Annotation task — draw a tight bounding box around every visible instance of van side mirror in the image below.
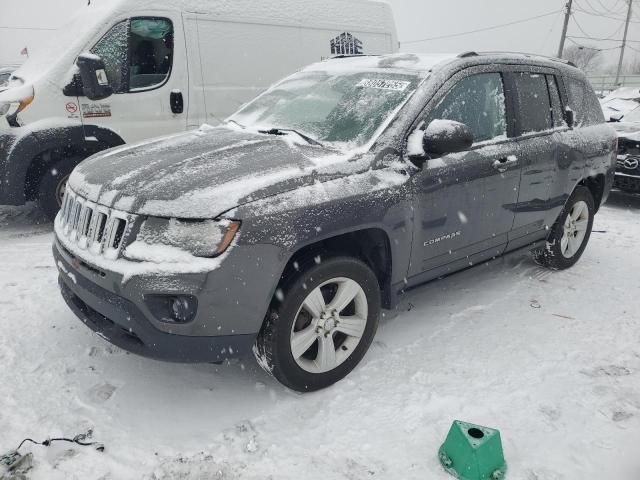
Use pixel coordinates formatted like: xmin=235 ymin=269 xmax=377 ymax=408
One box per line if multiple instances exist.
xmin=77 ymin=53 xmax=113 ymax=101
xmin=564 ymin=107 xmax=575 ymax=128
xmin=423 ymin=120 xmax=474 ymax=156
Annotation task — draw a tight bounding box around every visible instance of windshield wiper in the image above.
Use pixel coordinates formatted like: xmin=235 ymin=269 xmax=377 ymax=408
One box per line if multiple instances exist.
xmin=258 ymin=128 xmax=324 ymax=147
xmin=226 ymin=119 xmax=246 ymax=129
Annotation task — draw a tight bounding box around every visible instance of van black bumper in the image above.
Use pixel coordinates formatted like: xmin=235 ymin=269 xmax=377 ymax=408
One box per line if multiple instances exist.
xmin=58 ymin=270 xmax=255 ymax=364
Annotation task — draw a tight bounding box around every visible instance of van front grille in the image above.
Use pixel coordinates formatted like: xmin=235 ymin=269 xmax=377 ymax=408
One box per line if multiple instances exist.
xmin=57 ymin=188 xmax=134 ymax=259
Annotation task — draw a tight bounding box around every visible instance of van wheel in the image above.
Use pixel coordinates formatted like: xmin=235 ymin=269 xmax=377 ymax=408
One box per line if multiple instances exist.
xmin=254 ymin=257 xmax=380 ymax=392
xmin=534 ymin=186 xmax=595 ymax=270
xmin=38 ymin=155 xmax=84 ymax=221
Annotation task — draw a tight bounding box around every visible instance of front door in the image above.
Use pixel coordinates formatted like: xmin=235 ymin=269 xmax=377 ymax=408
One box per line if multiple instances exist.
xmin=79 ymin=14 xmax=188 ymax=144
xmin=407 ymin=71 xmax=521 ymax=280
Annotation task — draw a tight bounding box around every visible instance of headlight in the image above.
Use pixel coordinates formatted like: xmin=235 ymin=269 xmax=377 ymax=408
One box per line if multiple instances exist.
xmin=124 ymin=217 xmax=240 ymax=261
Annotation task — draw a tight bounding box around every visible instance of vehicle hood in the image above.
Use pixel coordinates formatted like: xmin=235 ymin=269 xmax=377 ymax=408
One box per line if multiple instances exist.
xmin=612 ymin=121 xmax=640 ymax=142
xmin=69 ymin=126 xmax=366 ymax=219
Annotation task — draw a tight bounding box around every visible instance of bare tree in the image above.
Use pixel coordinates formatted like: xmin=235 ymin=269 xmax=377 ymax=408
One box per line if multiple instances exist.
xmin=562 ymin=45 xmax=603 ymax=74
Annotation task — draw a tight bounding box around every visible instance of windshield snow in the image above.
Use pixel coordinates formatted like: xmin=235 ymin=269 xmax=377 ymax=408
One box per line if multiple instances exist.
xmin=229 ymin=70 xmax=421 ymax=149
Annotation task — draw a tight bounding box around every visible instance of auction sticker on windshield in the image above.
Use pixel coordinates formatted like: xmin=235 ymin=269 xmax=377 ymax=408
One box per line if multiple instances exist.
xmin=357 ymin=79 xmax=411 ymax=91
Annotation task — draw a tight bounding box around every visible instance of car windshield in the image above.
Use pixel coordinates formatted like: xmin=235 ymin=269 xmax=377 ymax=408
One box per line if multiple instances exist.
xmin=229 ymin=70 xmax=422 ymax=149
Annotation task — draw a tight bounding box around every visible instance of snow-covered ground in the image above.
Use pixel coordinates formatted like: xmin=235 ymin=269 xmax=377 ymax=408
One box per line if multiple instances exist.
xmin=1 ymin=193 xmax=639 ymax=480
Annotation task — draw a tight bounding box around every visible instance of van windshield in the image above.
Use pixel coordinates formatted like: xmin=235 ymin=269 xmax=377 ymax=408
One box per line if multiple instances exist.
xmin=229 ymin=70 xmax=421 ymax=149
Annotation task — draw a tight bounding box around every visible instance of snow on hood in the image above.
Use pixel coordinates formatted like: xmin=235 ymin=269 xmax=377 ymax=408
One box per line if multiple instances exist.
xmin=613 ymin=122 xmax=640 ymax=142
xmin=68 ymin=126 xmax=369 ymax=219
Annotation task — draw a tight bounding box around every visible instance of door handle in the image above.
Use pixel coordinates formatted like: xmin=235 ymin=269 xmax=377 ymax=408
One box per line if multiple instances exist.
xmin=492 ymin=156 xmax=518 ymax=173
xmin=170 ymin=90 xmax=184 ymax=114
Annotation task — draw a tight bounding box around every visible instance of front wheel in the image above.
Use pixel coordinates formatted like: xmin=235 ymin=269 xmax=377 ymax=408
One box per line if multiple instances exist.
xmin=534 ymin=186 xmax=595 ymax=270
xmin=254 ymin=257 xmax=381 ymax=392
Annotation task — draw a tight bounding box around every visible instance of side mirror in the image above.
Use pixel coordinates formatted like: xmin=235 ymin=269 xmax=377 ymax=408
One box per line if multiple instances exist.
xmin=609 ymin=113 xmax=624 ymax=123
xmin=423 ymin=120 xmax=474 ymax=156
xmin=564 ymin=107 xmax=575 ymax=128
xmin=77 ymin=53 xmax=113 ymax=101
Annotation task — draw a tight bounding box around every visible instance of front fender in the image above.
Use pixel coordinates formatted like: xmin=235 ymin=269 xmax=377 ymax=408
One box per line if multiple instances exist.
xmin=0 ymin=122 xmax=124 ymax=205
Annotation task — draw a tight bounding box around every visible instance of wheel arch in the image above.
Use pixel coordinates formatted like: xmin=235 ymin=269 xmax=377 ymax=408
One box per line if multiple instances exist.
xmin=281 ymin=227 xmax=395 ymax=309
xmin=2 ymin=124 xmax=125 ymax=204
xmin=577 ymin=173 xmax=606 ymax=213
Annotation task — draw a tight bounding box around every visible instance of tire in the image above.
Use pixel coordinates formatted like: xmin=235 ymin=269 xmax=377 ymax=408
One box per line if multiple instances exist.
xmin=254 ymin=256 xmax=381 ymax=392
xmin=534 ymin=186 xmax=595 ymax=270
xmin=37 ymin=155 xmax=84 ymax=221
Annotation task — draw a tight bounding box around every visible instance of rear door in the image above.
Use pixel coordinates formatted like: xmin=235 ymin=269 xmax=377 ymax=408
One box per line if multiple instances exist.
xmin=406 ymin=69 xmax=521 ymax=280
xmin=506 ymin=69 xmax=564 ymax=250
xmin=79 ymin=14 xmax=188 ymax=143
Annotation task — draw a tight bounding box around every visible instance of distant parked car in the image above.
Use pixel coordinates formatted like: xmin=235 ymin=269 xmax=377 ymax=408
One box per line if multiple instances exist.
xmin=54 ymin=52 xmax=617 ymax=392
xmin=0 ymin=67 xmax=16 ymax=89
xmin=601 ymin=87 xmax=640 ymax=121
xmin=610 ymin=105 xmax=640 ymax=193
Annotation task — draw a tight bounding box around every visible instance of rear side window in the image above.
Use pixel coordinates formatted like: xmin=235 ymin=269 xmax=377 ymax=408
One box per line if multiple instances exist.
xmin=424 ymin=72 xmax=507 ymax=144
xmin=566 ymin=77 xmax=605 ymax=127
xmin=513 ymin=72 xmax=552 ymax=134
xmin=546 ymin=75 xmax=566 ymax=128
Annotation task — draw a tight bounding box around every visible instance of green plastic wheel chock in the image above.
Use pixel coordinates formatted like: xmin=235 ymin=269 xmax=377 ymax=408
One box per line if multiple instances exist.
xmin=438 ymin=420 xmax=506 ymax=480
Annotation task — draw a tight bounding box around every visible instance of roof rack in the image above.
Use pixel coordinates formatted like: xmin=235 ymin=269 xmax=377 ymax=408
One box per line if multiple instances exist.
xmin=458 ymin=51 xmax=577 ymax=68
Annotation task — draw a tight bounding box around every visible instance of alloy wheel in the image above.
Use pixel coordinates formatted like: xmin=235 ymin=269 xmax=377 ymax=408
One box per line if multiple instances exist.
xmin=561 ymin=200 xmax=589 ymax=258
xmin=290 ymin=277 xmax=368 ymax=374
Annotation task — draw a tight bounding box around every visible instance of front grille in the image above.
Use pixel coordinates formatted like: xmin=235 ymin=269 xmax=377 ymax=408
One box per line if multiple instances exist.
xmin=58 ymin=188 xmax=134 ymax=259
xmin=616 ymin=154 xmax=640 ymax=174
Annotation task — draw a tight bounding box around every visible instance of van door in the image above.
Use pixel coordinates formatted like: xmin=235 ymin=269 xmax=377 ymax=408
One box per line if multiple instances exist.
xmin=79 ymin=14 xmax=188 ymax=144
xmin=407 ymin=71 xmax=521 ymax=280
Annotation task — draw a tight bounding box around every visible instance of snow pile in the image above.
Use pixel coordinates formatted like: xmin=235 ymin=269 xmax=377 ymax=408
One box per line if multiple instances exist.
xmin=1 ymin=197 xmax=640 ymax=479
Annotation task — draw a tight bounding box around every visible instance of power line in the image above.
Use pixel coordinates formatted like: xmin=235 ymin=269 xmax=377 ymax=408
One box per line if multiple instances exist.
xmin=572 ymin=12 xmax=625 ymax=40
xmin=567 ymin=35 xmax=640 ymax=43
xmin=402 ymin=10 xmax=561 ymax=45
xmin=0 ymin=25 xmax=56 ymax=31
xmin=573 ymin=7 xmax=640 ymax=22
xmin=566 ymin=37 xmax=622 ymax=50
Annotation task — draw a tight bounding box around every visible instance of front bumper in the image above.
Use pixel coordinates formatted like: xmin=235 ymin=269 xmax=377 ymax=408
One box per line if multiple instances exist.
xmin=53 ymin=236 xmax=285 ymax=363
xmin=615 ymin=153 xmax=640 ymax=192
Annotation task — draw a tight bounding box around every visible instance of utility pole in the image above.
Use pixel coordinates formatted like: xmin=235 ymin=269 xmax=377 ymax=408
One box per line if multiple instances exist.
xmin=557 ymin=0 xmax=574 ymax=58
xmin=615 ymin=0 xmax=634 ymax=85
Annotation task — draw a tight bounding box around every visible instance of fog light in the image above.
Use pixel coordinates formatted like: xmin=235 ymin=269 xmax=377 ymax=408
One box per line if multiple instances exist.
xmin=171 ymin=296 xmax=194 ymax=323
xmin=145 ymin=294 xmax=198 ymax=324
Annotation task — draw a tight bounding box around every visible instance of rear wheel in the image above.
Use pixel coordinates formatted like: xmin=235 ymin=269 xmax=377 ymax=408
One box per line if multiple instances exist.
xmin=37 ymin=155 xmax=84 ymax=221
xmin=534 ymin=186 xmax=595 ymax=270
xmin=254 ymin=257 xmax=381 ymax=392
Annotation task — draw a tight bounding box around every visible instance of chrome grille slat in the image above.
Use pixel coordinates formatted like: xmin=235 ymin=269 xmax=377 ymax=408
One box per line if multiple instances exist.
xmin=57 ymin=187 xmax=132 ymax=258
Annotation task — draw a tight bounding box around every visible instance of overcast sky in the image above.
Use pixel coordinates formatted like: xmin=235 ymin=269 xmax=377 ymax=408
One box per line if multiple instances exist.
xmin=1 ymin=0 xmax=638 ymax=67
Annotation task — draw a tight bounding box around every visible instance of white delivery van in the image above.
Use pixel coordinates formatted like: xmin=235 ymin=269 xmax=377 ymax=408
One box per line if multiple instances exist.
xmin=0 ymin=0 xmax=397 ymax=218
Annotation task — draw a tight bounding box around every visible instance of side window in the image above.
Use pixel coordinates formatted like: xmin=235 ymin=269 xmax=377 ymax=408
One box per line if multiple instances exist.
xmin=91 ymin=20 xmax=128 ymax=93
xmin=546 ymin=75 xmax=565 ymax=128
xmin=129 ymin=18 xmax=173 ymax=91
xmin=513 ymin=72 xmax=552 ymax=134
xmin=91 ymin=17 xmax=173 ymax=93
xmin=566 ymin=77 xmax=605 ymax=127
xmin=424 ymin=73 xmax=507 ymax=144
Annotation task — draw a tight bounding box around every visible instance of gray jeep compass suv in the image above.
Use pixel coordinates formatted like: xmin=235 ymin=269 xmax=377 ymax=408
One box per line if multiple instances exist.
xmin=53 ymin=53 xmax=617 ymax=392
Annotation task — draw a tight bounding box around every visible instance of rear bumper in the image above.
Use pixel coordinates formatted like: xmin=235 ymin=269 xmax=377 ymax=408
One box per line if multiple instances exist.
xmin=54 ymin=242 xmax=257 ymax=363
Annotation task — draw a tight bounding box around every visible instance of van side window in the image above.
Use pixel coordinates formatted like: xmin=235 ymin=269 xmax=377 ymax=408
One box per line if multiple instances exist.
xmin=513 ymin=72 xmax=552 ymax=134
xmin=91 ymin=17 xmax=173 ymax=93
xmin=424 ymin=73 xmax=507 ymax=144
xmin=546 ymin=75 xmax=565 ymax=128
xmin=91 ymin=20 xmax=128 ymax=93
xmin=566 ymin=77 xmax=605 ymax=127
xmin=129 ymin=18 xmax=173 ymax=91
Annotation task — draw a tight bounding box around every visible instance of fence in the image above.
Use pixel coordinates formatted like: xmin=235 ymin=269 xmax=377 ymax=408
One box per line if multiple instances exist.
xmin=587 ymin=75 xmax=640 ymax=96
